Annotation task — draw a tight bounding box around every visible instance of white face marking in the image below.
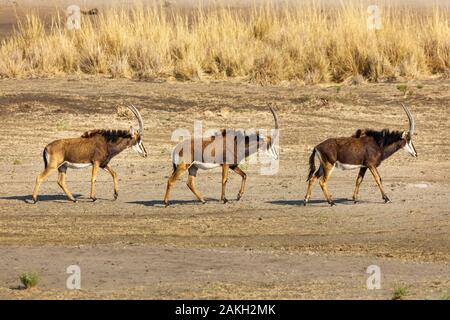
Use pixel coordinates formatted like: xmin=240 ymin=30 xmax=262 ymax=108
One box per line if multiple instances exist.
xmin=335 ymin=161 xmax=364 ymax=170
xmin=62 ymin=162 xmax=92 ymax=169
xmin=191 ymin=161 xmax=221 ymax=170
xmin=403 ymin=140 xmax=417 ymax=157
xmin=132 ymin=139 xmax=147 ymax=157
xmin=268 ymin=144 xmax=278 ymax=160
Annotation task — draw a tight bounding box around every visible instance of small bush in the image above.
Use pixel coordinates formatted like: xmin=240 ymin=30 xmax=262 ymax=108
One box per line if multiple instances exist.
xmin=392 ymin=285 xmax=409 ymax=300
xmin=397 ymin=84 xmax=409 ymax=96
xmin=116 ymin=106 xmax=134 ymax=120
xmin=19 ymin=272 xmax=39 ymax=289
xmin=56 ymin=120 xmax=69 ymax=131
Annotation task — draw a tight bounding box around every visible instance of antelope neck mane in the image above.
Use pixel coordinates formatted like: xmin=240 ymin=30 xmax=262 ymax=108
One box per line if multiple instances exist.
xmin=358 ymin=129 xmax=404 ymax=147
xmin=213 ymin=129 xmax=262 ymax=141
xmin=81 ymin=130 xmax=132 ymax=142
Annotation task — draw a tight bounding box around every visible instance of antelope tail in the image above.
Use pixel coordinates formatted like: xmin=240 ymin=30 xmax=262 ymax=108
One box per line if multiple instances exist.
xmin=43 ymin=148 xmax=48 ymax=170
xmin=306 ymin=149 xmax=317 ymax=181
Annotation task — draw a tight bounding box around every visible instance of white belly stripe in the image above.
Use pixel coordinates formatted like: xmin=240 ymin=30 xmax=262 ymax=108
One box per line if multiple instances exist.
xmin=192 ymin=161 xmax=221 ymax=170
xmin=335 ymin=161 xmax=364 ymax=170
xmin=62 ymin=162 xmax=92 ymax=169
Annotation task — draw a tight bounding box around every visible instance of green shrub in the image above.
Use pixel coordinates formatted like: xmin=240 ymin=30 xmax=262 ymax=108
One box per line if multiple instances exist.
xmin=19 ymin=272 xmax=39 ymax=289
xmin=392 ymin=285 xmax=409 ymax=300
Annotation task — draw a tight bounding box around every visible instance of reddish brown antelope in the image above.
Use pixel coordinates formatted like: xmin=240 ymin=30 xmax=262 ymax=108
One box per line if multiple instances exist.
xmin=304 ymin=104 xmax=417 ymax=206
xmin=163 ymin=106 xmax=279 ymax=206
xmin=31 ymin=105 xmax=147 ymax=203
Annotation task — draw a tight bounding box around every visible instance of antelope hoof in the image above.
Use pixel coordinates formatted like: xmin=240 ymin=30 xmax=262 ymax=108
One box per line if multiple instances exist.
xmin=222 ymin=198 xmax=229 ymax=204
xmin=330 ymin=201 xmax=336 ymax=207
xmin=201 ymin=200 xmax=207 ymax=205
xmin=164 ymin=201 xmax=170 ymax=207
xmin=237 ymin=194 xmax=242 ymax=201
xmin=91 ymin=197 xmax=97 ymax=202
xmin=383 ymin=196 xmax=391 ymax=204
xmin=31 ymin=197 xmax=38 ymax=204
xmin=70 ymin=198 xmax=78 ymax=203
xmin=113 ymin=192 xmax=118 ymax=200
xmin=303 ymin=199 xmax=308 ymax=206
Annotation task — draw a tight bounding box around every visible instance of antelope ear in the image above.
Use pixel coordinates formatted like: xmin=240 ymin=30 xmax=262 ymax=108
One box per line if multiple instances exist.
xmin=401 ymin=131 xmax=407 ymax=139
xmin=130 ymin=126 xmax=135 ymax=136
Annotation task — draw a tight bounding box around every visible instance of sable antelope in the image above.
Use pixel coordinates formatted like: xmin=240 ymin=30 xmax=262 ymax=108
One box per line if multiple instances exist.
xmin=304 ymin=104 xmax=417 ymax=206
xmin=31 ymin=105 xmax=147 ymax=203
xmin=81 ymin=8 xmax=99 ymax=15
xmin=163 ymin=106 xmax=279 ymax=206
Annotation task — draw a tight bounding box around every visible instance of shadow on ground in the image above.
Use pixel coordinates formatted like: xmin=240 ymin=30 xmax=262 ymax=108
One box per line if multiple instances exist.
xmin=267 ymin=198 xmax=372 ymax=207
xmin=0 ymin=194 xmax=97 ymax=203
xmin=127 ymin=198 xmax=222 ymax=207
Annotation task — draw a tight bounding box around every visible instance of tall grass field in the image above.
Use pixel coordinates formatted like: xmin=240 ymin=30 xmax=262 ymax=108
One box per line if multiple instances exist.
xmin=1 ymin=2 xmax=450 ymax=84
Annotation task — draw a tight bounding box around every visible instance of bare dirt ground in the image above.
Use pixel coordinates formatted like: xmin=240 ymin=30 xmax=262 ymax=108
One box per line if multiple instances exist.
xmin=0 ymin=77 xmax=449 ymax=299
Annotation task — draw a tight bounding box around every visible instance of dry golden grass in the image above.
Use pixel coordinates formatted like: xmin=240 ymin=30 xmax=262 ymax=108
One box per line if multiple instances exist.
xmin=1 ymin=2 xmax=450 ymax=84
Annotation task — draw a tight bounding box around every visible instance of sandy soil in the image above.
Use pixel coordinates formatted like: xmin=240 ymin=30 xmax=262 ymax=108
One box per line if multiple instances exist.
xmin=0 ymin=77 xmax=449 ymax=299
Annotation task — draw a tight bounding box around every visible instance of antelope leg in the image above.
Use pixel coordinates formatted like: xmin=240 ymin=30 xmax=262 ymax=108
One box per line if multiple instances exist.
xmin=368 ymin=166 xmax=391 ymax=203
xmin=57 ymin=167 xmax=76 ymax=202
xmin=90 ymin=162 xmax=100 ymax=202
xmin=104 ymin=165 xmax=119 ymax=200
xmin=220 ymin=164 xmax=230 ymax=203
xmin=304 ymin=164 xmax=323 ymax=206
xmin=186 ymin=174 xmax=206 ymax=204
xmin=32 ymin=165 xmax=57 ymax=203
xmin=163 ymin=163 xmax=187 ymax=206
xmin=231 ymin=166 xmax=247 ymax=201
xmin=318 ymin=163 xmax=335 ymax=206
xmin=352 ymin=167 xmax=367 ymax=203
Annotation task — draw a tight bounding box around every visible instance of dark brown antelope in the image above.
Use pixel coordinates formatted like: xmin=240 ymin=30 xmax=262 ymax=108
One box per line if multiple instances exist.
xmin=163 ymin=106 xmax=279 ymax=206
xmin=81 ymin=8 xmax=99 ymax=15
xmin=31 ymin=105 xmax=147 ymax=203
xmin=304 ymin=104 xmax=417 ymax=206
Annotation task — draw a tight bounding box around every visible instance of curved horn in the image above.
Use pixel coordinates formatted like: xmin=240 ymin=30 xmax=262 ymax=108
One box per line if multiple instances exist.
xmin=128 ymin=104 xmax=144 ymax=135
xmin=268 ymin=104 xmax=279 ymax=151
xmin=401 ymin=103 xmax=415 ymax=136
xmin=269 ymin=104 xmax=279 ymax=130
